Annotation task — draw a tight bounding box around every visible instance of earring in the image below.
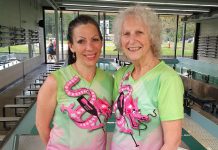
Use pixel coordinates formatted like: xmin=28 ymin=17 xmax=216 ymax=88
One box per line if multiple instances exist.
xmin=72 ymin=52 xmax=76 ymax=59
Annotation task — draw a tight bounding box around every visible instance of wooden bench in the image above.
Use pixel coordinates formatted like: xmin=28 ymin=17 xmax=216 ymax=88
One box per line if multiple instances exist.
xmin=30 ymin=83 xmax=43 ymax=88
xmin=53 ymin=64 xmax=62 ymax=67
xmin=40 ymin=72 xmax=50 ymax=75
xmin=0 ymin=135 xmax=5 ymax=142
xmin=24 ymin=88 xmax=40 ymax=95
xmin=48 ymin=69 xmax=56 ymax=72
xmin=41 ymin=75 xmax=48 ymax=78
xmin=35 ymin=78 xmax=45 ymax=82
xmin=51 ymin=66 xmax=61 ymax=69
xmin=33 ymin=82 xmax=43 ymax=86
xmin=55 ymin=62 xmax=65 ymax=65
xmin=0 ymin=117 xmax=20 ymax=129
xmin=26 ymin=88 xmax=39 ymax=92
xmin=15 ymin=95 xmax=37 ymax=104
xmin=3 ymin=104 xmax=31 ymax=117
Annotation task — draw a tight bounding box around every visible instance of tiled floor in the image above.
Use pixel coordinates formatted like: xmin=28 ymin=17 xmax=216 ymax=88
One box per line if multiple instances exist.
xmin=183 ymin=114 xmax=218 ymax=150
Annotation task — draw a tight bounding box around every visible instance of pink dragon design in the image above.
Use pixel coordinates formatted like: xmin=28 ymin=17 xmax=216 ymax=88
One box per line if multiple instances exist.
xmin=113 ymin=72 xmax=156 ymax=147
xmin=61 ymin=75 xmax=111 ymax=131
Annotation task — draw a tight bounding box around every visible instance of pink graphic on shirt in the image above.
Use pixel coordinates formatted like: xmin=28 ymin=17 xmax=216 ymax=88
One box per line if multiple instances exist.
xmin=61 ymin=75 xmax=111 ymax=131
xmin=113 ymin=72 xmax=150 ymax=134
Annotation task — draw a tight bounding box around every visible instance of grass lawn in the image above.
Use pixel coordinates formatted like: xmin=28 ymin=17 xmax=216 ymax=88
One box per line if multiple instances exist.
xmin=105 ymin=41 xmax=194 ymax=57
xmin=0 ymin=41 xmax=193 ymax=57
xmin=0 ymin=45 xmax=28 ymax=53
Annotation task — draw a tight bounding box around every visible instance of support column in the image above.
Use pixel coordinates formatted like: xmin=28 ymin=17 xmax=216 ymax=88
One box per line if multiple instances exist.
xmin=182 ymin=20 xmax=187 ymax=57
xmin=174 ymin=15 xmax=179 ymax=58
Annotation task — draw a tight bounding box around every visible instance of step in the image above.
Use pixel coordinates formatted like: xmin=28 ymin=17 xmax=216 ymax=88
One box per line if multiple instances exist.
xmin=3 ymin=104 xmax=31 ymax=117
xmin=0 ymin=117 xmax=20 ymax=122
xmin=15 ymin=95 xmax=37 ymax=99
xmin=4 ymin=104 xmax=31 ymax=108
xmin=0 ymin=135 xmax=5 ymax=141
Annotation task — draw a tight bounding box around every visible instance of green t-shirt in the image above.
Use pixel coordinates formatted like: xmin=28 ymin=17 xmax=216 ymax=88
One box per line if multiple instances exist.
xmin=111 ymin=61 xmax=184 ymax=150
xmin=47 ymin=65 xmax=113 ymax=150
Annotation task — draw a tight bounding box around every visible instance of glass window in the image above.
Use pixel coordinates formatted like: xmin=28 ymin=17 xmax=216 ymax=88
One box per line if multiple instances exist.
xmin=176 ymin=16 xmax=194 ymax=57
xmin=10 ymin=44 xmax=29 ymax=60
xmin=62 ymin=11 xmax=78 ymax=60
xmin=44 ymin=10 xmax=57 ymax=63
xmin=160 ymin=15 xmax=177 ymax=58
xmin=184 ymin=22 xmax=195 ymax=57
xmin=0 ymin=46 xmax=9 ymax=54
xmin=104 ymin=13 xmax=117 ymax=58
xmin=160 ymin=15 xmax=195 ymax=58
xmin=32 ymin=43 xmax=40 ymax=57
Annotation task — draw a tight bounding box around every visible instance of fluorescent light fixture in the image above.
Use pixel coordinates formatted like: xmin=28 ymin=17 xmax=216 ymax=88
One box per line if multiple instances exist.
xmin=65 ymin=8 xmax=118 ymax=13
xmin=96 ymin=0 xmax=218 ymax=7
xmin=65 ymin=8 xmax=192 ymax=15
xmin=62 ymin=3 xmax=122 ymax=9
xmin=153 ymin=8 xmax=209 ymax=13
xmin=63 ymin=3 xmax=209 ymax=13
xmin=158 ymin=12 xmax=192 ymax=15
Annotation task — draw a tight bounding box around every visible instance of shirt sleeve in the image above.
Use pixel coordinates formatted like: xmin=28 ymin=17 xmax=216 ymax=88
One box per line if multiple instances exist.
xmin=158 ymin=74 xmax=184 ymax=121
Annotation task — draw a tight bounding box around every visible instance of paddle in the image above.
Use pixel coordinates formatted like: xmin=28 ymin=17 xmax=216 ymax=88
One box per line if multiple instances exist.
xmin=117 ymin=92 xmax=139 ymax=147
xmin=77 ymin=95 xmax=105 ymax=132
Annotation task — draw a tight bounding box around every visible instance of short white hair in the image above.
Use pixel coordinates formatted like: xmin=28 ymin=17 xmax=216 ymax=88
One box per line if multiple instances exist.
xmin=112 ymin=5 xmax=162 ymax=58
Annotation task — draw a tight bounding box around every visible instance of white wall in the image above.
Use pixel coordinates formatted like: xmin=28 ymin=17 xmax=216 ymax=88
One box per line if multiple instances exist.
xmin=0 ymin=56 xmax=43 ymax=90
xmin=0 ymin=0 xmax=42 ymax=29
xmin=0 ymin=63 xmax=23 ymax=90
xmin=0 ymin=0 xmax=45 ymax=90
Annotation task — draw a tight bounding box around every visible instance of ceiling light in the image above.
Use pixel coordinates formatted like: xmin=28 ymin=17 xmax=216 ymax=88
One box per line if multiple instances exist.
xmin=96 ymin=0 xmax=218 ymax=7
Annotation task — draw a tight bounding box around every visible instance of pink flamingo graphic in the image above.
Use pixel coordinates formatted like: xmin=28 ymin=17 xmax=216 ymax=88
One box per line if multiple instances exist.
xmin=61 ymin=76 xmax=111 ymax=132
xmin=113 ymin=72 xmax=156 ymax=147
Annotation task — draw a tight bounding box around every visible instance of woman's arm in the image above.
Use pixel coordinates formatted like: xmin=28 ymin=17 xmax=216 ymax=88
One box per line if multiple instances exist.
xmin=161 ymin=119 xmax=182 ymax=150
xmin=36 ymin=75 xmax=57 ymax=145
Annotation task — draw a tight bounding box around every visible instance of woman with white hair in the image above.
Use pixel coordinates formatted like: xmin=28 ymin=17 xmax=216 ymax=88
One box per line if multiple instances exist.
xmin=111 ymin=6 xmax=184 ymax=150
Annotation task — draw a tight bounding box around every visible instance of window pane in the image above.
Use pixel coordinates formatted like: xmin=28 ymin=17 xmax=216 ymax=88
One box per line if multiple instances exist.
xmin=176 ymin=16 xmax=194 ymax=58
xmin=0 ymin=46 xmax=9 ymax=54
xmin=160 ymin=15 xmax=177 ymax=58
xmin=10 ymin=44 xmax=29 ymax=60
xmin=184 ymin=22 xmax=195 ymax=57
xmin=62 ymin=11 xmax=78 ymax=60
xmin=33 ymin=43 xmax=40 ymax=57
xmin=105 ymin=13 xmax=117 ymax=58
xmin=45 ymin=10 xmax=56 ymax=63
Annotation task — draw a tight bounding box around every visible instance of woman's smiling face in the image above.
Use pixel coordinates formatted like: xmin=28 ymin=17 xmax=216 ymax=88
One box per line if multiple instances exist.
xmin=69 ymin=23 xmax=102 ymax=67
xmin=120 ymin=15 xmax=154 ymax=63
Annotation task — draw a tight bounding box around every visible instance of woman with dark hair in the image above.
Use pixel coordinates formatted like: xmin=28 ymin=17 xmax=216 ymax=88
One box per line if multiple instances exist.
xmin=36 ymin=15 xmax=113 ymax=150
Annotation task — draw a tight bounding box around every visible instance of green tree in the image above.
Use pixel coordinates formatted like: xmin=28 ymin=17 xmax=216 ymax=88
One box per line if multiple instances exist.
xmin=45 ymin=11 xmax=55 ymax=39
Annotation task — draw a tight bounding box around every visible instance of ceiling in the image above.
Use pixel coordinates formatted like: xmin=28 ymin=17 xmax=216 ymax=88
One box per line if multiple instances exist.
xmin=43 ymin=0 xmax=218 ymax=16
